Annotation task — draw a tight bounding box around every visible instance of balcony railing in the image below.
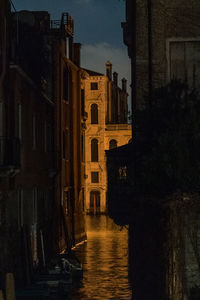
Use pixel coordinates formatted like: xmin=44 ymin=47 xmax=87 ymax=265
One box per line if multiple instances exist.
xmin=106 ymin=124 xmax=132 ymax=131
xmin=0 ymin=137 xmax=20 ymax=176
xmin=50 ymin=13 xmax=74 ymax=36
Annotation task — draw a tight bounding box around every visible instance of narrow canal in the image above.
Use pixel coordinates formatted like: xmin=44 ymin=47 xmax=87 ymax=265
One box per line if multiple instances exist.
xmin=71 ymin=215 xmax=132 ymax=300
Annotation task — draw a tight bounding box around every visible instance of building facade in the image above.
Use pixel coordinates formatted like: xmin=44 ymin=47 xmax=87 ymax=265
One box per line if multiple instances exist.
xmin=0 ymin=7 xmax=55 ymax=285
xmin=122 ymin=0 xmax=200 ymax=110
xmin=51 ymin=13 xmax=86 ymax=248
xmin=81 ymin=63 xmax=131 ymax=214
xmin=0 ymin=7 xmax=86 ymax=288
xmin=118 ymin=1 xmax=200 ymax=299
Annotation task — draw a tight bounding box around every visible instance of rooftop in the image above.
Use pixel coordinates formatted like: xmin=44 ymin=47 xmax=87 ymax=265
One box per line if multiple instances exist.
xmin=83 ymin=68 xmax=104 ymax=76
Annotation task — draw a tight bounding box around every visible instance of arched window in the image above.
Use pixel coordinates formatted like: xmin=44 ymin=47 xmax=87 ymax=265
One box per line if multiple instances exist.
xmin=91 ymin=104 xmax=98 ymax=124
xmin=109 ymin=139 xmax=117 ymax=149
xmin=91 ymin=138 xmax=98 ymax=162
xmin=90 ymin=191 xmax=100 ymax=214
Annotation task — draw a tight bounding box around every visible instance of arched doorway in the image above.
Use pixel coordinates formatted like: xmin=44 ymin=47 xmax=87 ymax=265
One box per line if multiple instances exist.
xmin=90 ymin=191 xmax=100 ymax=214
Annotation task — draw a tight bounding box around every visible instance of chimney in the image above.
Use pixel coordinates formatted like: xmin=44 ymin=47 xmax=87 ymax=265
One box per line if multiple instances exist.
xmin=106 ymin=61 xmax=112 ymax=80
xmin=73 ymin=43 xmax=81 ymax=67
xmin=122 ymin=78 xmax=127 ymax=92
xmin=113 ymin=72 xmax=118 ymax=86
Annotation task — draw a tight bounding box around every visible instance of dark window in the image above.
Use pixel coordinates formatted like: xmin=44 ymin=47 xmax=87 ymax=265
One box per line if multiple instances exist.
xmin=109 ymin=139 xmax=117 ymax=149
xmin=90 ymin=191 xmax=100 ymax=213
xmin=91 ymin=82 xmax=98 ymax=90
xmin=91 ymin=172 xmax=99 ymax=183
xmin=170 ymin=41 xmax=200 ymax=90
xmin=91 ymin=103 xmax=98 ymax=124
xmin=91 ymin=138 xmax=98 ymax=162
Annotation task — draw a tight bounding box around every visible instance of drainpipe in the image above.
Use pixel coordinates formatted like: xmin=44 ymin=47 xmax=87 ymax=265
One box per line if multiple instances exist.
xmin=147 ymin=0 xmax=153 ymax=108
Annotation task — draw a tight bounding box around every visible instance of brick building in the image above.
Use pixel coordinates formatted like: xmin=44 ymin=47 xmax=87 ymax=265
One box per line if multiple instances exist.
xmin=0 ymin=6 xmax=86 ymax=287
xmin=50 ymin=13 xmax=86 ymax=248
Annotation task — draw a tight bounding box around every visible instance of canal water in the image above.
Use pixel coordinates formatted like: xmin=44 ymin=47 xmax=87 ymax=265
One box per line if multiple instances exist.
xmin=71 ymin=215 xmax=132 ymax=300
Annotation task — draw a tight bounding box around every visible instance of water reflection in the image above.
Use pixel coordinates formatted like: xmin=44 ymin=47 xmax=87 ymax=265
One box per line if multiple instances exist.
xmin=72 ymin=215 xmax=132 ymax=300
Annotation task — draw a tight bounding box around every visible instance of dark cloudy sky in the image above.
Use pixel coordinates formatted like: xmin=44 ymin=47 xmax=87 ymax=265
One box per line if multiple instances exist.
xmin=12 ymin=0 xmax=131 ymax=107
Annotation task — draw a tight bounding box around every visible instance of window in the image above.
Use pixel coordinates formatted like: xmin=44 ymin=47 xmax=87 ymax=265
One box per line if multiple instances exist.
xmin=91 ymin=103 xmax=98 ymax=124
xmin=91 ymin=82 xmax=98 ymax=90
xmin=90 ymin=191 xmax=100 ymax=214
xmin=169 ymin=40 xmax=200 ymax=90
xmin=91 ymin=172 xmax=99 ymax=183
xmin=109 ymin=139 xmax=117 ymax=149
xmin=91 ymin=138 xmax=98 ymax=162
xmin=118 ymin=166 xmax=127 ymax=180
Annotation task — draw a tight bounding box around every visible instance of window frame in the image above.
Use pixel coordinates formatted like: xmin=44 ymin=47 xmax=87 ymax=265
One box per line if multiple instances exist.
xmin=109 ymin=139 xmax=118 ymax=150
xmin=90 ymin=82 xmax=98 ymax=90
xmin=166 ymin=37 xmax=200 ymax=84
xmin=91 ymin=138 xmax=98 ymax=162
xmin=91 ymin=103 xmax=98 ymax=124
xmin=91 ymin=171 xmax=99 ymax=183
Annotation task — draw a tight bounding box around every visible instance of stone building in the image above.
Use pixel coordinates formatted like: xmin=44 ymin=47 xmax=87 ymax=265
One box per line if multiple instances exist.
xmin=81 ymin=63 xmax=132 ymax=214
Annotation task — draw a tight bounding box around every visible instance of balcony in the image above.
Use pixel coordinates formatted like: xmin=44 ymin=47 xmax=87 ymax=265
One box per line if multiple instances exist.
xmin=0 ymin=137 xmax=20 ymax=177
xmin=106 ymin=124 xmax=132 ymax=131
xmin=51 ymin=13 xmax=74 ymax=37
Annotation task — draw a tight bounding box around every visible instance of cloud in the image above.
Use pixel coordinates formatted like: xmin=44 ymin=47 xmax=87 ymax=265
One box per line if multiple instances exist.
xmin=81 ymin=42 xmax=131 ymax=108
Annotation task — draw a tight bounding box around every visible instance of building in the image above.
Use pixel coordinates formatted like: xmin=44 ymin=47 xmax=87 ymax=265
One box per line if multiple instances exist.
xmin=107 ymin=1 xmax=200 ymax=299
xmin=81 ymin=62 xmax=132 ymax=214
xmin=0 ymin=7 xmax=86 ymax=287
xmin=0 ymin=7 xmax=55 ymax=285
xmin=50 ymin=12 xmax=86 ymax=248
xmin=122 ymin=0 xmax=200 ymax=110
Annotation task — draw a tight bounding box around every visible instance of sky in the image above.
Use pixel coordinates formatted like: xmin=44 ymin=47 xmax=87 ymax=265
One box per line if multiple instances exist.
xmin=12 ymin=0 xmax=131 ymax=108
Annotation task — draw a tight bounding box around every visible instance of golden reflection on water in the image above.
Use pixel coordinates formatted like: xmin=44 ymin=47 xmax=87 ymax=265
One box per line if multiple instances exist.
xmin=72 ymin=215 xmax=132 ymax=300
